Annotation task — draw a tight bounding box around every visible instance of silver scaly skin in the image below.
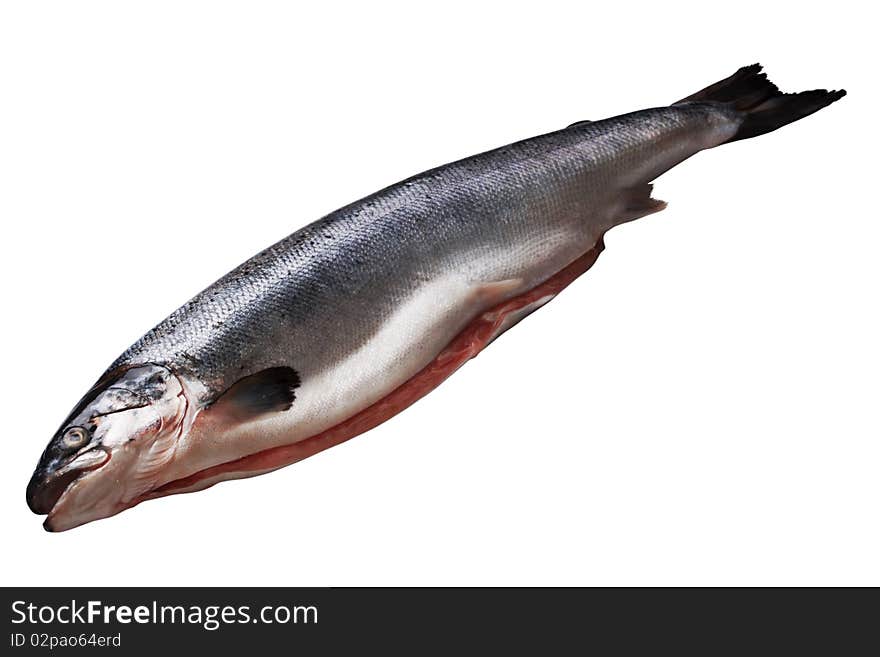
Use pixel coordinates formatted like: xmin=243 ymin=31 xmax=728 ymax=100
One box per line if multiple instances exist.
xmin=27 ymin=64 xmax=844 ymax=531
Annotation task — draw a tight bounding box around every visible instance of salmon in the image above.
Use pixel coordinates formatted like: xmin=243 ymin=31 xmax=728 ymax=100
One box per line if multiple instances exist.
xmin=27 ymin=64 xmax=845 ymax=531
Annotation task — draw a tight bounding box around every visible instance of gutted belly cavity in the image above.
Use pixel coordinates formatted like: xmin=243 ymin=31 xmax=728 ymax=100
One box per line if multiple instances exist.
xmin=149 ymin=238 xmax=606 ymax=499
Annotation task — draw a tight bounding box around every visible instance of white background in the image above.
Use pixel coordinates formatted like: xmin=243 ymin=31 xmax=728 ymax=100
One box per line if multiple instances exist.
xmin=1 ymin=1 xmax=876 ymax=586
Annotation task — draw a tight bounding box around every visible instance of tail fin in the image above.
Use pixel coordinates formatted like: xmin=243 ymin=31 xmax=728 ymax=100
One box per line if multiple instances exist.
xmin=676 ymin=64 xmax=846 ymax=143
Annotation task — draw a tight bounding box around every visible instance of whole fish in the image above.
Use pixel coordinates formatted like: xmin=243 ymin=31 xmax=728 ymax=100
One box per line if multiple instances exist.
xmin=27 ymin=64 xmax=844 ymax=531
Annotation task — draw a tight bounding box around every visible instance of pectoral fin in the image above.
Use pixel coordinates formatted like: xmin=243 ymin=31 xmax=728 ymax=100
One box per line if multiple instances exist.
xmin=207 ymin=367 xmax=301 ymax=424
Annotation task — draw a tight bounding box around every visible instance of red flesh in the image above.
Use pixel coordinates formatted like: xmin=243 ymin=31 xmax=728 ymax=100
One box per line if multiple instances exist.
xmin=153 ymin=239 xmax=605 ymax=496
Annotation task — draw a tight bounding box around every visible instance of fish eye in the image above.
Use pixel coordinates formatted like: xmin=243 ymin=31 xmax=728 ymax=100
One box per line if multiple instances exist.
xmin=62 ymin=426 xmax=89 ymax=449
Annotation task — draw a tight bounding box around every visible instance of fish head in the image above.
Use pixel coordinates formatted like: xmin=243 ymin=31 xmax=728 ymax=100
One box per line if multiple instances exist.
xmin=27 ymin=364 xmax=190 ymax=531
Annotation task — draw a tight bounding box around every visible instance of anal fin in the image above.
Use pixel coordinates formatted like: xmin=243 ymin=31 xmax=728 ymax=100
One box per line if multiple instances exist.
xmin=615 ymin=183 xmax=667 ymax=225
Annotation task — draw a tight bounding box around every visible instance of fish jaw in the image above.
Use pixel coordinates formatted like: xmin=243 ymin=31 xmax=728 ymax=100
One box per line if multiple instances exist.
xmin=43 ymin=453 xmax=123 ymax=532
xmin=27 ymin=447 xmax=111 ymax=518
xmin=42 ymin=428 xmax=180 ymax=531
xmin=143 ymin=239 xmax=606 ymax=502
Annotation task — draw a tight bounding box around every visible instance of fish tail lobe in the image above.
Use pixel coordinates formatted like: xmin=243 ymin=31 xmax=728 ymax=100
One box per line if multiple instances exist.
xmin=676 ymin=63 xmax=846 ymax=143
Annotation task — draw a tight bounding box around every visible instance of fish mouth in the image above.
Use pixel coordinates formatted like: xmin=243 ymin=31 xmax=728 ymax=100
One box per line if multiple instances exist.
xmin=26 ymin=448 xmax=111 ymax=519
